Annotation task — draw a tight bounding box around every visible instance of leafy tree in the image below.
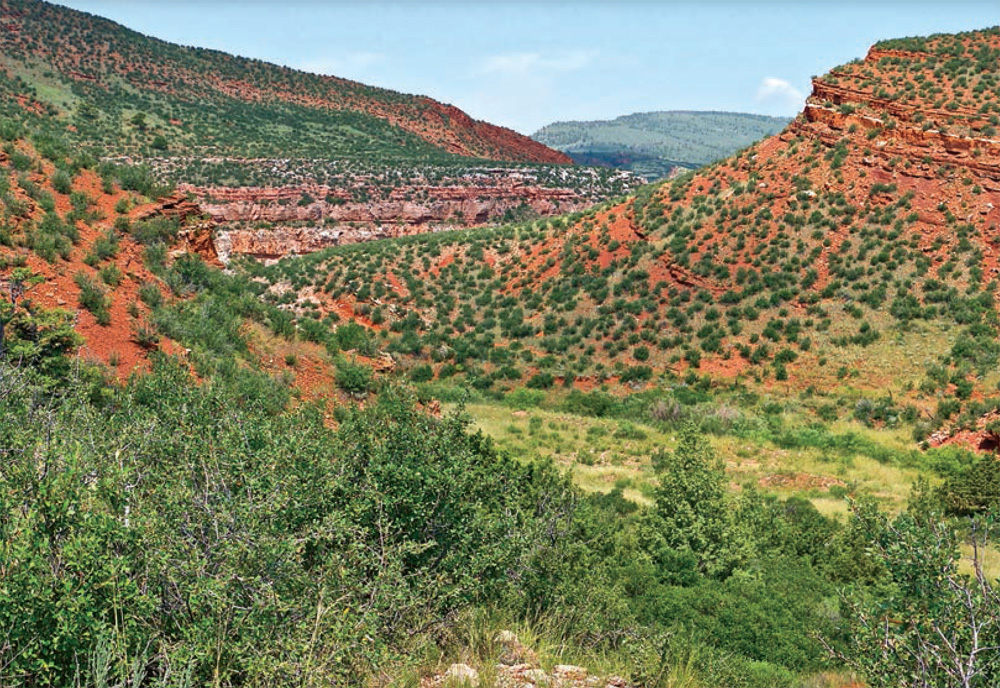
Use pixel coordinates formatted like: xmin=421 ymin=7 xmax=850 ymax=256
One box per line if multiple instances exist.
xmin=834 ymin=502 xmax=1000 ymax=687
xmin=0 ymin=268 xmax=44 ymax=359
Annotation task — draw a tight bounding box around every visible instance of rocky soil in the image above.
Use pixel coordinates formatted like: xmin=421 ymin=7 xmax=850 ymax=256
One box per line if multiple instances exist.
xmin=422 ymin=631 xmax=634 ymax=688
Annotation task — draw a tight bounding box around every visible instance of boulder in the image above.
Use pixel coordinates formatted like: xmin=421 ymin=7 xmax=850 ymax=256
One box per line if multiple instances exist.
xmin=444 ymin=663 xmax=479 ymax=686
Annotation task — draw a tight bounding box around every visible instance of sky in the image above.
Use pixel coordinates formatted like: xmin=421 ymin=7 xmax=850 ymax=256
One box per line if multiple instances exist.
xmin=54 ymin=1 xmax=1000 ymax=135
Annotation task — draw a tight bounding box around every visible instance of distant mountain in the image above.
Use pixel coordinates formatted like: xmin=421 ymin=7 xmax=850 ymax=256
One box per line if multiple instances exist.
xmin=0 ymin=0 xmax=570 ymax=165
xmin=532 ymin=111 xmax=790 ymax=179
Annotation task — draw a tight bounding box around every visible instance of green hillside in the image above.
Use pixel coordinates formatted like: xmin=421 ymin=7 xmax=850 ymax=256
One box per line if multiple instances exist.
xmin=532 ymin=111 xmax=790 ymax=180
xmin=0 ymin=0 xmax=569 ymax=170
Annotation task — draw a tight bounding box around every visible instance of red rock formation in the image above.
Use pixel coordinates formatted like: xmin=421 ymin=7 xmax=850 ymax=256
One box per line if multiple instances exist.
xmin=798 ymin=108 xmax=1000 ymax=184
xmin=174 ymin=224 xmax=221 ymax=266
xmin=194 ymin=184 xmax=583 ymax=225
xmin=179 ymin=176 xmax=608 ymax=262
xmin=132 ymin=192 xmax=204 ymax=223
xmin=865 ymin=47 xmax=931 ymax=62
xmin=928 ymin=410 xmax=1000 ymax=454
xmin=132 ymin=193 xmax=221 ymax=265
xmin=214 ymin=223 xmax=435 ymax=262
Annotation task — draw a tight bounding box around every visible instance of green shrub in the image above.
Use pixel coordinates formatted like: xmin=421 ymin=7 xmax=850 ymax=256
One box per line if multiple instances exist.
xmin=89 ymin=229 xmax=120 ymax=263
xmin=504 ymin=387 xmax=545 ymax=409
xmin=138 ymin=282 xmax=163 ymax=309
xmin=51 ymin=169 xmax=73 ymax=195
xmin=73 ymin=272 xmax=111 ymax=325
xmin=526 ymin=372 xmax=555 ymax=389
xmin=409 ymin=364 xmax=433 ymax=382
xmin=620 ymin=365 xmax=653 ymax=383
xmin=131 ymin=216 xmax=179 ymax=245
xmin=336 ymin=359 xmax=374 ymax=394
xmin=98 ymin=263 xmax=123 ymax=287
xmin=562 ymin=389 xmax=620 ymax=417
xmin=132 ymin=320 xmax=160 ymax=349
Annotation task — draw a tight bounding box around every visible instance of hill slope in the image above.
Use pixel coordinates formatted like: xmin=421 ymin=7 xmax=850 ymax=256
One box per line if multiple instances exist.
xmin=0 ymin=0 xmax=650 ymax=262
xmin=0 ymin=0 xmax=569 ymax=165
xmin=532 ymin=111 xmax=790 ymax=180
xmin=260 ymin=27 xmax=1000 ymax=444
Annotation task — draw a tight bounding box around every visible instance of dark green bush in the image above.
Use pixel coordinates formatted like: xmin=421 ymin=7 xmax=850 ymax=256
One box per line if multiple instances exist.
xmin=526 ymin=372 xmax=555 ymax=389
xmin=336 ymin=359 xmax=374 ymax=394
xmin=73 ymin=272 xmax=111 ymax=325
xmin=409 ymin=364 xmax=433 ymax=382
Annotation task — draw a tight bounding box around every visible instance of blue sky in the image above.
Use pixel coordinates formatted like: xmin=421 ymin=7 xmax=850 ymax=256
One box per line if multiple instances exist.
xmin=56 ymin=1 xmax=999 ymax=134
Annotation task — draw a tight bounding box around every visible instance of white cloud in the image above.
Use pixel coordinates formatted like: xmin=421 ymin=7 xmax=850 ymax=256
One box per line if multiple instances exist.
xmin=477 ymin=49 xmax=597 ymax=76
xmin=460 ymin=49 xmax=600 ymax=132
xmin=299 ymin=51 xmax=386 ymax=77
xmin=755 ymin=76 xmax=804 ymax=112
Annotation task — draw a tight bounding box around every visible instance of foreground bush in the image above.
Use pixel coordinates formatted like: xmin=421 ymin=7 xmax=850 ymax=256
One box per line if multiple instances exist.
xmin=0 ymin=360 xmax=573 ymax=685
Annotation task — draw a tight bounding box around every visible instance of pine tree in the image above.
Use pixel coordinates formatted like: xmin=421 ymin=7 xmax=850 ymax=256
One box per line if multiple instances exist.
xmin=643 ymin=423 xmax=743 ymax=579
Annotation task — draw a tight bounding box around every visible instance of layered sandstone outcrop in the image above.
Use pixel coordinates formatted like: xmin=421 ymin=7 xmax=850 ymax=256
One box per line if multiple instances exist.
xmin=191 ymin=183 xmax=584 ymax=225
xmin=128 ymin=164 xmax=641 ymax=263
xmin=130 ymin=193 xmax=222 ymax=265
xmin=132 ymin=193 xmax=203 ymax=222
xmin=177 ymin=168 xmax=634 ymax=261
xmin=801 ymin=42 xmax=1000 ymax=184
xmin=214 ymin=223 xmax=441 ymax=262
